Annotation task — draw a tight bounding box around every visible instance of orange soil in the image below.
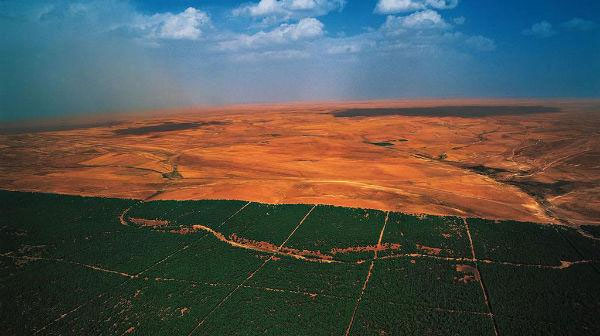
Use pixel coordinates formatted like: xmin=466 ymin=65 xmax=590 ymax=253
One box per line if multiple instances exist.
xmin=330 ymin=243 xmax=402 ymax=255
xmin=128 ymin=218 xmax=169 ymax=227
xmin=455 ymin=264 xmax=480 ymax=284
xmin=1 ymin=99 xmax=599 ymax=225
xmin=415 ymin=244 xmax=443 ymax=255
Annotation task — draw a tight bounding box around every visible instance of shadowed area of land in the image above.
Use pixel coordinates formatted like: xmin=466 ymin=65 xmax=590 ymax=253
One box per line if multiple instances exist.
xmin=114 ymin=121 xmax=230 ymax=135
xmin=333 ymin=105 xmax=561 ymax=118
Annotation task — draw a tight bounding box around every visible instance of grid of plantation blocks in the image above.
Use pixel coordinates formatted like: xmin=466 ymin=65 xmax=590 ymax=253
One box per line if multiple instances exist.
xmin=1 ymin=190 xmax=599 ymax=336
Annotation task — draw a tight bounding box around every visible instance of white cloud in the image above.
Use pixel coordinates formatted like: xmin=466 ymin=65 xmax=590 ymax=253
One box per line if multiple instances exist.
xmin=368 ymin=9 xmax=496 ymax=57
xmin=374 ymin=0 xmax=457 ymax=14
xmin=382 ymin=9 xmax=450 ymax=33
xmin=425 ymin=0 xmax=458 ymax=10
xmin=240 ymin=0 xmax=283 ymax=16
xmin=233 ymin=0 xmax=345 ymax=22
xmin=375 ymin=0 xmax=424 ymax=13
xmin=219 ymin=17 xmax=324 ymax=50
xmin=232 ymin=49 xmax=310 ymax=62
xmin=31 ymin=3 xmax=211 ymax=42
xmin=561 ymin=18 xmax=597 ymax=31
xmin=402 ymin=10 xmax=449 ymax=29
xmin=134 ymin=7 xmax=211 ymax=40
xmin=522 ymin=21 xmax=555 ymax=38
xmin=466 ymin=35 xmax=495 ymax=51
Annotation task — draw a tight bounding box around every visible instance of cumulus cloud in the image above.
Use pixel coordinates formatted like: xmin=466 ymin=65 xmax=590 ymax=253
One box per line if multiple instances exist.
xmin=134 ymin=7 xmax=211 ymax=41
xmin=375 ymin=0 xmax=423 ymax=13
xmin=382 ymin=9 xmax=450 ymax=33
xmin=233 ymin=0 xmax=345 ymax=22
xmin=2 ymin=0 xmax=514 ymax=117
xmin=367 ymin=8 xmax=496 ymax=57
xmin=374 ymin=0 xmax=457 ymax=14
xmin=425 ymin=0 xmax=459 ymax=9
xmin=218 ymin=17 xmax=324 ymax=50
xmin=561 ymin=18 xmax=597 ymax=31
xmin=522 ymin=21 xmax=556 ymax=38
xmin=34 ymin=3 xmax=212 ymax=42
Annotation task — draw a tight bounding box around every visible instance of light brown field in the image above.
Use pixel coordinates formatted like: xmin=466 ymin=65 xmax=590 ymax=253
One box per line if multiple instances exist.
xmin=1 ymin=99 xmax=599 ymax=226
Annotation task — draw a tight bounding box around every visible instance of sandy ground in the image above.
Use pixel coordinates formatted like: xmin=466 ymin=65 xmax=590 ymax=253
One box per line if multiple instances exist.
xmin=1 ymin=99 xmax=599 ymax=226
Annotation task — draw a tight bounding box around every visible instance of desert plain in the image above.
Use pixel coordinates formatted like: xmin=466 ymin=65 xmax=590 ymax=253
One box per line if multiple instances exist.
xmin=1 ymin=99 xmax=599 ymax=226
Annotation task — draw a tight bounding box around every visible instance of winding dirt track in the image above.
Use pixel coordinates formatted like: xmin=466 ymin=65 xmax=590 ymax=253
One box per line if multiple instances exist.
xmin=2 ymin=99 xmax=599 ymax=226
xmin=118 ymin=206 xmax=593 ymax=269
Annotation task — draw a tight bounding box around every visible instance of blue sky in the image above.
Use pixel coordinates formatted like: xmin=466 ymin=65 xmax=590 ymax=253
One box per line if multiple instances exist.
xmin=1 ymin=0 xmax=599 ymax=120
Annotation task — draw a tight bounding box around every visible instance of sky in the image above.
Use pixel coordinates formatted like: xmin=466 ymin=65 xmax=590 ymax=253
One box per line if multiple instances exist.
xmin=1 ymin=0 xmax=599 ymax=120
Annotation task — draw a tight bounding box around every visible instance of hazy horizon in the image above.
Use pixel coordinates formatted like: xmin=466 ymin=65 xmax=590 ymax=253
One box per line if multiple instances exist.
xmin=1 ymin=0 xmax=599 ymax=121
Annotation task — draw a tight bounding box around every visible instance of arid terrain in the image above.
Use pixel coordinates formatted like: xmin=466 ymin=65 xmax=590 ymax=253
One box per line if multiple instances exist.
xmin=1 ymin=99 xmax=599 ymax=226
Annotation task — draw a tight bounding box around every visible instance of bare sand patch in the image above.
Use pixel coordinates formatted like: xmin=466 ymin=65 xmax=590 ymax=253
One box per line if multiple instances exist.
xmin=128 ymin=217 xmax=170 ymax=228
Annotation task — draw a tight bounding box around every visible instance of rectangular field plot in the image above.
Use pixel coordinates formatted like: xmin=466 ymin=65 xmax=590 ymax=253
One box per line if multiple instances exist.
xmin=556 ymin=226 xmax=600 ymax=261
xmin=283 ymin=205 xmax=386 ymax=261
xmin=0 ymin=261 xmax=127 ymax=335
xmin=467 ymin=218 xmax=580 ymax=265
xmin=0 ymin=256 xmax=51 ymax=285
xmin=1 ymin=191 xmax=134 ymax=258
xmin=145 ymin=234 xmax=270 ymax=285
xmin=195 ymin=287 xmax=355 ymax=336
xmin=126 ymin=199 xmax=247 ymax=229
xmin=1 ymin=191 xmax=134 ymax=235
xmin=349 ymin=299 xmax=496 ymax=336
xmin=62 ymin=227 xmax=196 ymax=274
xmin=494 ymin=317 xmax=591 ymax=336
xmin=0 ymin=229 xmax=142 ymax=268
xmin=380 ymin=213 xmax=471 ymax=258
xmin=220 ymin=203 xmax=312 ymax=246
xmin=480 ymin=263 xmax=600 ymax=335
xmin=248 ymin=255 xmax=369 ymax=299
xmin=363 ymin=258 xmax=488 ymax=313
xmin=44 ymin=278 xmax=233 ymax=336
